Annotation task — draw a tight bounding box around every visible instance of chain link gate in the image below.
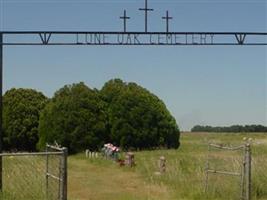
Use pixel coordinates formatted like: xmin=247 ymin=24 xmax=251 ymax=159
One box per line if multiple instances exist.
xmin=204 ymin=141 xmax=251 ymax=200
xmin=0 ymin=144 xmax=67 ymax=200
xmin=46 ymin=144 xmax=68 ymax=200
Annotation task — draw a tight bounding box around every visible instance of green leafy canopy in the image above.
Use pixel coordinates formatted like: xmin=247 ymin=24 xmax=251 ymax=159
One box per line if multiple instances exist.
xmin=3 ymin=88 xmax=47 ymax=151
xmin=4 ymin=79 xmax=180 ymax=153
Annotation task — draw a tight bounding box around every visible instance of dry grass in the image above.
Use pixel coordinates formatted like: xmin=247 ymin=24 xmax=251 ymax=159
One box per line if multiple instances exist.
xmin=0 ymin=132 xmax=266 ymax=200
xmin=68 ymin=155 xmax=172 ymax=200
xmin=68 ymin=132 xmax=267 ymax=200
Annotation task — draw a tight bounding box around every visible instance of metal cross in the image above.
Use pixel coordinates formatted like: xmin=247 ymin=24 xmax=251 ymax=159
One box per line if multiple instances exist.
xmin=162 ymin=11 xmax=172 ymax=33
xmin=139 ymin=0 xmax=154 ymax=32
xmin=120 ymin=10 xmax=130 ymax=32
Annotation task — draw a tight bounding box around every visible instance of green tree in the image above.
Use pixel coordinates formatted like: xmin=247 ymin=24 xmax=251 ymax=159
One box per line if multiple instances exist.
xmin=101 ymin=79 xmax=180 ymax=149
xmin=3 ymin=88 xmax=47 ymax=151
xmin=191 ymin=125 xmax=267 ymax=132
xmin=38 ymin=82 xmax=108 ymax=153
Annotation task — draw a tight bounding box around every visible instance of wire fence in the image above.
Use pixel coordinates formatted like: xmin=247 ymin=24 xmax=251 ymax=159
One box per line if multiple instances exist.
xmin=205 ymin=141 xmax=251 ymax=200
xmin=0 ymin=144 xmax=67 ymax=200
xmin=46 ymin=144 xmax=68 ymax=200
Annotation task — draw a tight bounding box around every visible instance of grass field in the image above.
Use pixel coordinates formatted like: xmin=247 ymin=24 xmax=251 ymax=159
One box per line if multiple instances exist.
xmin=1 ymin=132 xmax=267 ymax=200
xmin=68 ymin=132 xmax=267 ymax=200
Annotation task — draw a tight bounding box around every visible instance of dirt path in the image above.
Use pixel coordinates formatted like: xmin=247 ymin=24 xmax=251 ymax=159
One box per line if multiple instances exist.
xmin=68 ymin=155 xmax=172 ymax=200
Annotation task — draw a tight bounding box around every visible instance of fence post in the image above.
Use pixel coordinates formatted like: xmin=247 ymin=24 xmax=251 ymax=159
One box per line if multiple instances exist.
xmin=0 ymin=33 xmax=3 ymax=191
xmin=245 ymin=143 xmax=251 ymax=200
xmin=204 ymin=144 xmax=210 ymax=193
xmin=240 ymin=144 xmax=246 ymax=200
xmin=61 ymin=147 xmax=68 ymax=200
xmin=45 ymin=144 xmax=49 ymax=200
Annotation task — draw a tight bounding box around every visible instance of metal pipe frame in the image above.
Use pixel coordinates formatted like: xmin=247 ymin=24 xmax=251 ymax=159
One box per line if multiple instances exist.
xmin=1 ymin=31 xmax=267 ymax=46
xmin=46 ymin=144 xmax=66 ymax=152
xmin=46 ymin=173 xmax=62 ymax=182
xmin=209 ymin=143 xmax=245 ymax=151
xmin=206 ymin=169 xmax=241 ymax=177
xmin=0 ymin=152 xmax=63 ymax=157
xmin=0 ymin=33 xmax=2 ymax=191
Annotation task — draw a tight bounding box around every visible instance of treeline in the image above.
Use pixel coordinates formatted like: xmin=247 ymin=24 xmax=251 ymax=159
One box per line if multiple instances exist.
xmin=191 ymin=125 xmax=267 ymax=132
xmin=3 ymin=79 xmax=180 ymax=153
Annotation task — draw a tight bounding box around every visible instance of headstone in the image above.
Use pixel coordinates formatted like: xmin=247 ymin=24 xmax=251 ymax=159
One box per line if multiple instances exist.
xmin=159 ymin=156 xmax=166 ymax=173
xmin=125 ymin=152 xmax=135 ymax=167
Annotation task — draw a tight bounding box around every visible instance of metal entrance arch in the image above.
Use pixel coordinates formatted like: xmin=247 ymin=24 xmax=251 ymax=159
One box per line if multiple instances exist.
xmin=1 ymin=30 xmax=266 ymax=197
xmin=0 ymin=0 xmax=267 ymax=195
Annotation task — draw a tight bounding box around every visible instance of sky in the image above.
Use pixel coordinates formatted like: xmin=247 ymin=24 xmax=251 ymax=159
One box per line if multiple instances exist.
xmin=0 ymin=0 xmax=266 ymax=131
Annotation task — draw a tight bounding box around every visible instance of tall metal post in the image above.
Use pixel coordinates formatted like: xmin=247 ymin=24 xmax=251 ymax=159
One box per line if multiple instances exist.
xmin=241 ymin=145 xmax=246 ymax=200
xmin=245 ymin=143 xmax=251 ymax=200
xmin=60 ymin=147 xmax=68 ymax=200
xmin=204 ymin=144 xmax=210 ymax=193
xmin=0 ymin=33 xmax=3 ymax=191
xmin=45 ymin=144 xmax=49 ymax=199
